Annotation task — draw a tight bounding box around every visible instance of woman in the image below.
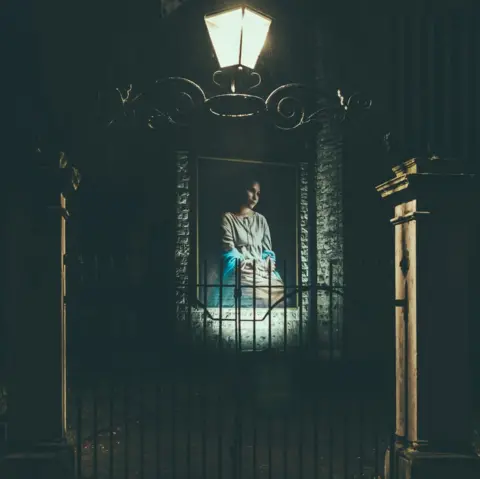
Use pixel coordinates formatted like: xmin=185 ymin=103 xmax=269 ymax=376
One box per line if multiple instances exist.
xmin=217 ymin=177 xmax=284 ymax=308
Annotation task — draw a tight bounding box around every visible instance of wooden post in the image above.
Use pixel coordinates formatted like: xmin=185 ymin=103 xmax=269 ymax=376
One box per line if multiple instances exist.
xmin=377 ymin=156 xmax=480 ymax=479
xmin=0 ymin=151 xmax=79 ymax=478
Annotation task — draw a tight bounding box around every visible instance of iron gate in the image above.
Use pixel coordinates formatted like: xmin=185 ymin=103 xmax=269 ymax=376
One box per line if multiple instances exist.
xmin=67 ymin=254 xmax=394 ymax=479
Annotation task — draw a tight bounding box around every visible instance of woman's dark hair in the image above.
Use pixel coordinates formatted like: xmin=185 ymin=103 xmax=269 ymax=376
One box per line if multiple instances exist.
xmin=224 ymin=175 xmax=261 ymax=211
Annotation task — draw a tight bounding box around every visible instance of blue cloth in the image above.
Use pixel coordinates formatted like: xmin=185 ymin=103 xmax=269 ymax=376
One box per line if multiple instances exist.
xmin=222 ymin=248 xmax=245 ymax=280
xmin=206 ymin=248 xmax=281 ymax=308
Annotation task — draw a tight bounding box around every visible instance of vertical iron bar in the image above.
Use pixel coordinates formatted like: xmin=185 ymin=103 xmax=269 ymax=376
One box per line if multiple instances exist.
xmin=234 ymin=259 xmax=239 ymax=351
xmin=124 ymin=378 xmax=129 ymax=479
xmin=202 ymin=261 xmax=208 ymax=479
xmin=238 ymin=396 xmax=243 ymax=479
xmin=232 ymin=258 xmax=242 ymax=479
xmin=298 ymin=376 xmax=303 ymax=479
xmin=171 ymin=374 xmax=177 ymax=479
xmin=217 ymin=363 xmax=224 ymax=479
xmin=76 ymin=385 xmax=83 ymax=478
xmin=267 ymin=259 xmax=272 ymax=479
xmin=156 ymin=382 xmax=162 ymax=479
xmin=337 ymin=262 xmax=342 ymax=352
xmin=358 ymin=397 xmax=364 ymax=477
xmin=282 ymin=263 xmax=288 ymax=479
xmin=313 ymin=386 xmax=318 ymax=479
xmin=218 ymin=258 xmax=224 ymax=479
xmin=186 ymin=361 xmax=191 ymax=479
xmin=186 ymin=264 xmax=193 ymax=479
xmin=253 ymin=260 xmax=256 ymax=352
xmin=140 ymin=381 xmax=145 ymax=479
xmin=268 ymin=259 xmax=272 ymax=349
xmin=253 ymin=261 xmax=258 ymax=478
xmin=109 ymin=379 xmax=114 ymax=479
xmin=239 ymin=261 xmax=244 ymax=479
xmin=219 ymin=258 xmax=224 ymax=348
xmin=328 ymin=262 xmax=334 ymax=479
xmin=283 ymin=403 xmax=288 ymax=479
xmin=93 ymin=382 xmax=98 ymax=479
xmin=238 ymin=259 xmax=242 ymax=353
xmin=202 ymin=383 xmax=208 ymax=479
xmin=203 ymin=260 xmax=208 ymax=348
xmin=283 ymin=261 xmax=287 ymax=353
xmin=217 ymin=389 xmax=223 ymax=479
xmin=268 ymin=399 xmax=272 ymax=479
xmin=253 ymin=416 xmax=258 ymax=479
xmin=343 ymin=403 xmax=348 ymax=479
xmin=328 ymin=416 xmax=334 ymax=479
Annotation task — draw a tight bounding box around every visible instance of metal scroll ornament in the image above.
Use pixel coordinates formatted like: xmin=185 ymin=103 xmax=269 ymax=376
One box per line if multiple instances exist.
xmin=148 ymin=77 xmax=207 ymax=128
xmin=106 ymin=68 xmax=372 ymax=131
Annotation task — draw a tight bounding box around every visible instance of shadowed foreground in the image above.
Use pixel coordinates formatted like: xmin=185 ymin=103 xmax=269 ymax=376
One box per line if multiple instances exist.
xmin=68 ymin=355 xmax=394 ymax=479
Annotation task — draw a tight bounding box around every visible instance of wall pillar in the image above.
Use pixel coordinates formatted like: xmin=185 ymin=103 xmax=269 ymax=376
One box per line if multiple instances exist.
xmin=376 ymin=156 xmax=480 ymax=479
xmin=0 ymin=151 xmax=79 ymax=478
xmin=314 ymin=24 xmax=345 ymax=357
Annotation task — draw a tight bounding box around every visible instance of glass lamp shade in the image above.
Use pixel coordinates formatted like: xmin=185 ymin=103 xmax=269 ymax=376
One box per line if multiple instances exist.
xmin=204 ymin=6 xmax=272 ymax=70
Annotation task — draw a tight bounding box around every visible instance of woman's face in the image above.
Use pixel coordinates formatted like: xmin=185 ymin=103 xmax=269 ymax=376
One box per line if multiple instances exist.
xmin=246 ymin=182 xmax=260 ymax=210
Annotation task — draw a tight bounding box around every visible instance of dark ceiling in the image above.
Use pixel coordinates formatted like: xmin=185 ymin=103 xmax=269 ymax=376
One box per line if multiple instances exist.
xmin=6 ymin=0 xmax=476 ymax=175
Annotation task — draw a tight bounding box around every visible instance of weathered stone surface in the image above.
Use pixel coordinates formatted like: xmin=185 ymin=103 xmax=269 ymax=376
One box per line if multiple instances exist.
xmin=314 ymin=26 xmax=344 ymax=354
xmin=175 ymin=151 xmax=190 ymax=317
xmin=299 ymin=163 xmax=310 ymax=318
xmin=188 ymin=308 xmax=308 ymax=351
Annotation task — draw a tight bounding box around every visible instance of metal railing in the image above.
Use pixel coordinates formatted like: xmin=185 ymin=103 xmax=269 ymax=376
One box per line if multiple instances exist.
xmin=66 ymin=254 xmax=353 ymax=357
xmin=66 ymin=253 xmax=395 ymax=479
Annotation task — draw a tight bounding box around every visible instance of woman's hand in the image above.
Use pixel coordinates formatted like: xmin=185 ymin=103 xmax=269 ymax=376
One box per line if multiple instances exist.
xmin=241 ymin=259 xmax=252 ymax=270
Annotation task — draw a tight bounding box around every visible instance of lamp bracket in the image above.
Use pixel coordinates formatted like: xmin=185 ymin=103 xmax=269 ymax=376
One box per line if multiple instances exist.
xmin=106 ymin=73 xmax=372 ymax=131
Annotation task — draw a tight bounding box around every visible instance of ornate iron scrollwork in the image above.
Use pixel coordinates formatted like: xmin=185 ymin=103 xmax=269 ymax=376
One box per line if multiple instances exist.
xmin=148 ymin=77 xmax=207 ymax=128
xmin=265 ymin=83 xmax=307 ymax=130
xmin=106 ymin=68 xmax=372 ymax=131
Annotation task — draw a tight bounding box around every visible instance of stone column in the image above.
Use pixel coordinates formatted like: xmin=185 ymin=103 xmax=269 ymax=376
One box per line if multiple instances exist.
xmin=376 ymin=156 xmax=480 ymax=479
xmin=0 ymin=150 xmax=80 ymax=478
xmin=314 ymin=24 xmax=345 ymax=356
